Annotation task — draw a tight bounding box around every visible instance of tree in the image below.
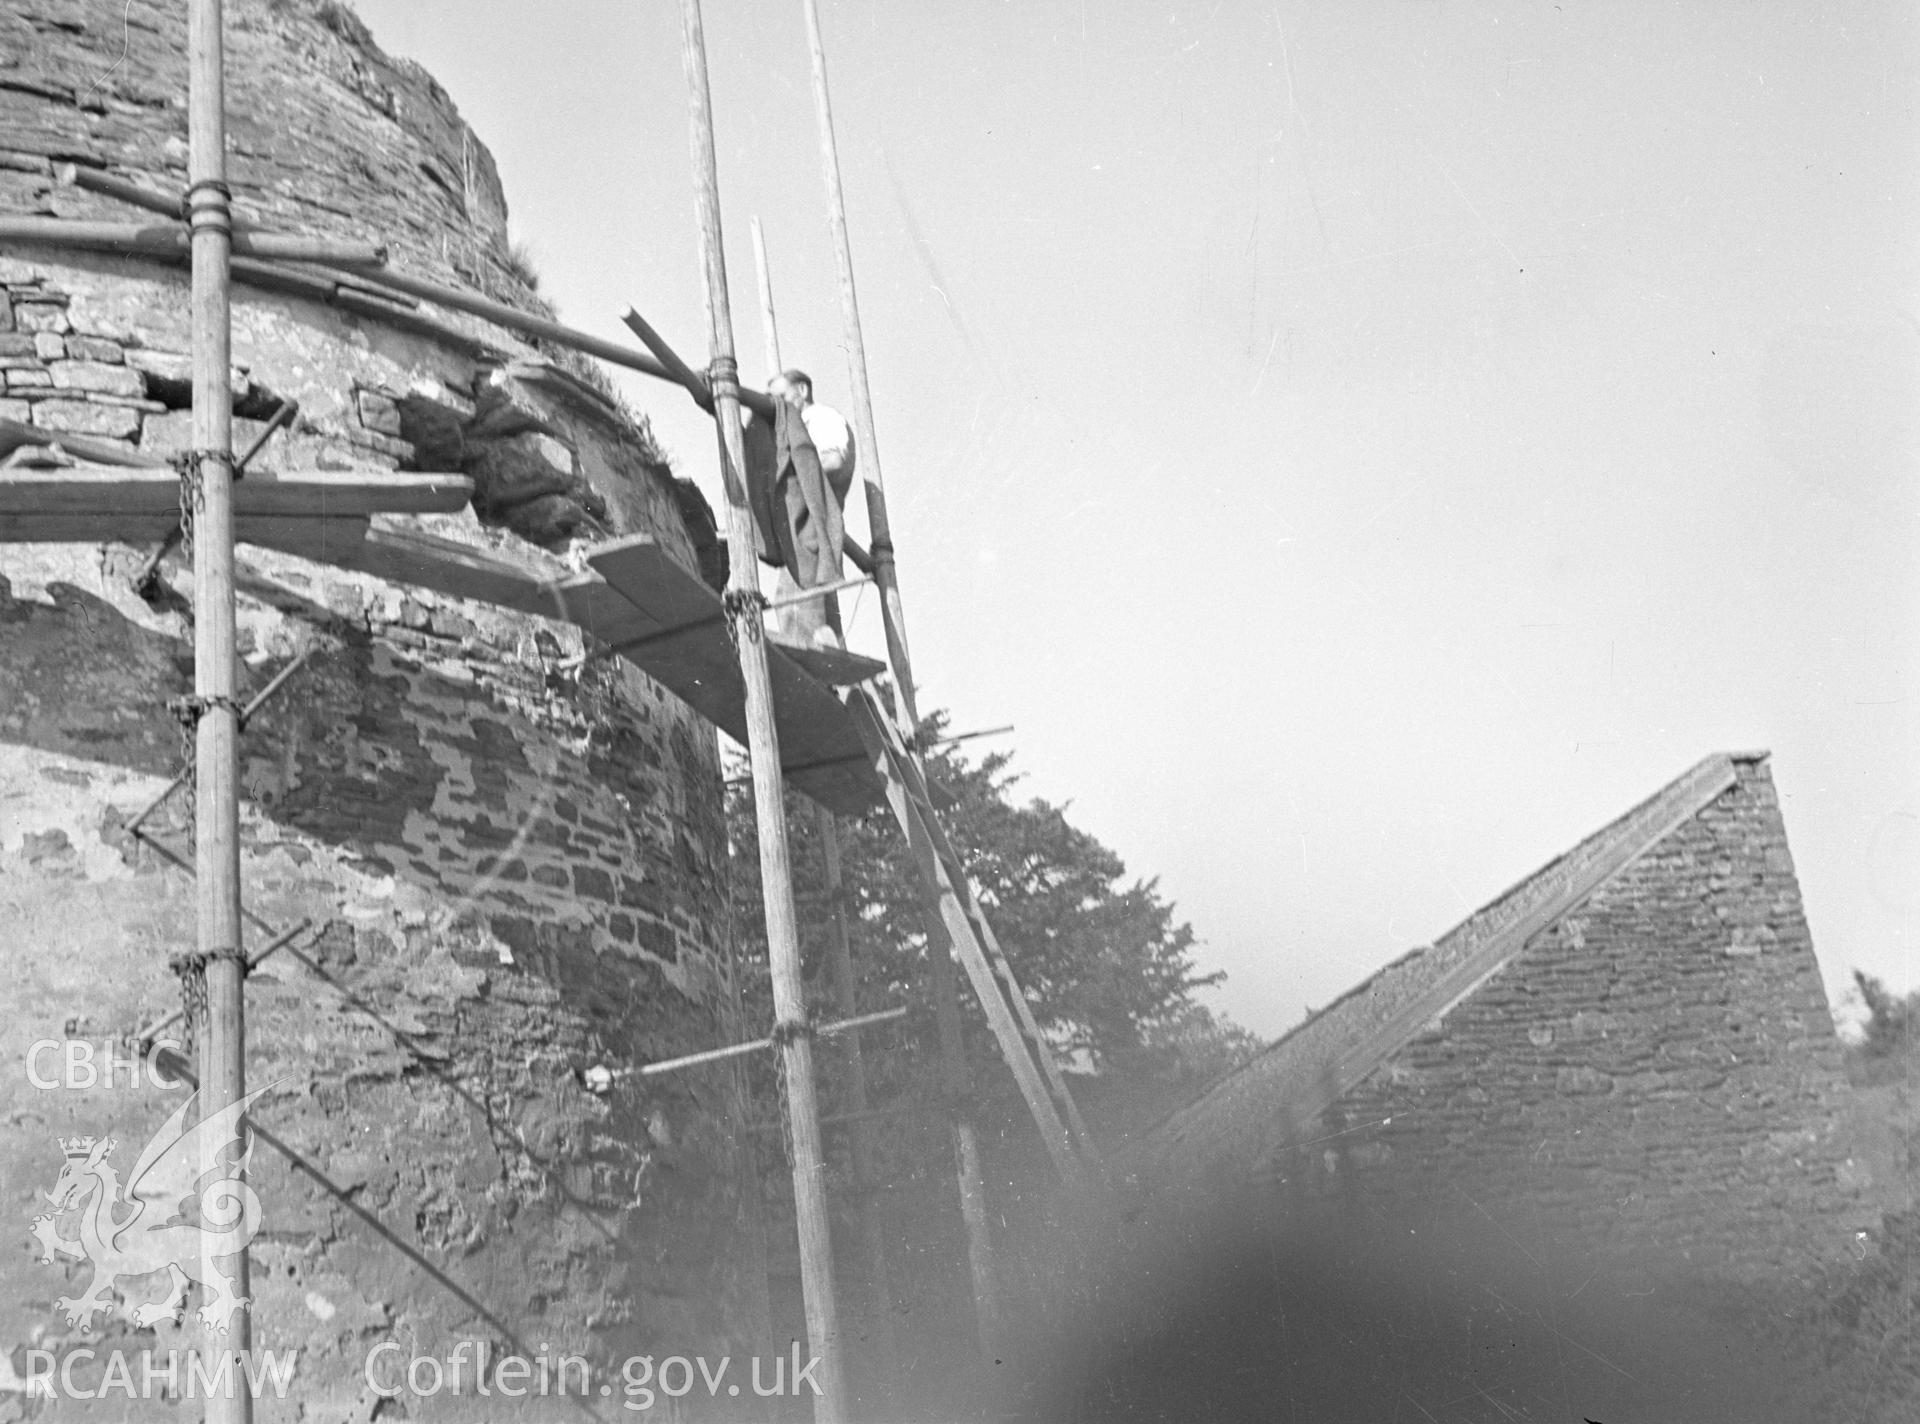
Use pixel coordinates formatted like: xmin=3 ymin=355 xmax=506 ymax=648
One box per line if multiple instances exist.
xmin=719 ymin=710 xmax=1254 ymax=1143
xmin=1849 ymin=970 xmax=1919 ymax=1060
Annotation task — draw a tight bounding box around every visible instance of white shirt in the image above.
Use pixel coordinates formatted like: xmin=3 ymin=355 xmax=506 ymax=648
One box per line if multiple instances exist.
xmin=801 ymin=403 xmax=856 ymax=489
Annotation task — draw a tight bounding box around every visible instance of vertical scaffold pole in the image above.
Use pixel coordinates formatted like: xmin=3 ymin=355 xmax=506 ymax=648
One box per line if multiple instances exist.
xmin=749 ymin=217 xmax=782 ymax=378
xmin=750 ymin=216 xmax=901 ymax=1401
xmin=719 ymin=839 xmax=777 ymax=1365
xmin=676 ymin=5 xmax=848 ymax=1421
xmin=796 ymin=0 xmax=1003 ymax=1356
xmin=797 ymin=0 xmax=914 ymax=730
xmin=186 ymin=2 xmax=249 ymax=1422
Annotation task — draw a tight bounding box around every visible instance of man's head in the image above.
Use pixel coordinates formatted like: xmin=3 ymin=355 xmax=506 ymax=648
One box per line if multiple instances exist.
xmin=769 ymin=368 xmax=813 ymax=407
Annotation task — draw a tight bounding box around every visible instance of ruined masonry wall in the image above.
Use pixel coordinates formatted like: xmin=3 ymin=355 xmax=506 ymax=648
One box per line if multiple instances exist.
xmin=0 ymin=3 xmax=756 ymax=1420
xmin=8 ymin=0 xmax=519 ymax=312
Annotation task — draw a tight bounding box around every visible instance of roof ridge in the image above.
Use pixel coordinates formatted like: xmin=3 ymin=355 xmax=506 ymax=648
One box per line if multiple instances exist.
xmin=1134 ymin=752 xmax=1747 ymax=1162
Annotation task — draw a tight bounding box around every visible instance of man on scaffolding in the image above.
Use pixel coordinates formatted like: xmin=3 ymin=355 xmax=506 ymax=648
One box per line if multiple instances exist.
xmin=743 ymin=367 xmax=855 ymax=648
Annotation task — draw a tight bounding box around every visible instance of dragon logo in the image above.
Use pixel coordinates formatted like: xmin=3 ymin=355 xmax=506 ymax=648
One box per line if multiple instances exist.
xmin=29 ymin=1086 xmax=270 ymax=1335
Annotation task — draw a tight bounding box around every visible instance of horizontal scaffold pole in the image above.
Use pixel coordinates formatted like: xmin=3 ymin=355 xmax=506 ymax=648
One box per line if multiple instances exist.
xmin=620 ymin=306 xmax=777 ymax=421
xmin=59 ymin=162 xmax=255 ymax=227
xmin=763 ymin=572 xmax=871 ymax=613
xmin=313 ymin=263 xmax=680 ymax=384
xmin=0 ymin=214 xmax=386 ymax=266
xmin=932 ymin=724 xmax=1014 ymax=749
xmin=620 ymin=306 xmax=712 ymax=406
xmin=623 ymin=1006 xmax=909 ymax=1079
xmin=43 ymin=164 xmax=803 ymax=424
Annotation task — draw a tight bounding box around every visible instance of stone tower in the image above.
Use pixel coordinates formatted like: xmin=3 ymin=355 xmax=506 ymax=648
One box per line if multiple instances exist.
xmin=0 ymin=2 xmax=756 ymax=1417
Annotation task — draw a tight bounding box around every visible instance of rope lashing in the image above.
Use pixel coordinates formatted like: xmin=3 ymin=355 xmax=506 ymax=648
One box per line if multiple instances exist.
xmin=164 ymin=694 xmax=243 ymax=834
xmin=160 ymin=692 xmax=239 ymax=835
xmin=167 ymin=945 xmax=248 ymax=1054
xmin=768 ymin=1014 xmax=818 ymax=1169
xmin=168 ymin=952 xmax=206 ymax=1053
xmin=721 ymin=587 xmax=769 ymax=650
xmin=168 ymin=448 xmax=231 ymax=558
xmin=767 ymin=1015 xmax=816 ymax=1049
xmin=167 ymin=692 xmax=246 ymax=729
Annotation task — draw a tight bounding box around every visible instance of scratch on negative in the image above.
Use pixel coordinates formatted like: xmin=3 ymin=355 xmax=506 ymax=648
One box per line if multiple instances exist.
xmin=80 ymin=1 xmax=137 ymax=110
xmin=1450 ymin=1182 xmax=1545 ymax=1268
xmin=1484 ymin=1287 xmax=1641 ymax=1383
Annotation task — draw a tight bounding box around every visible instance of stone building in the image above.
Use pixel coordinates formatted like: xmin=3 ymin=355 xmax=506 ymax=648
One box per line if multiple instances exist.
xmin=1086 ymin=751 xmax=1879 ymax=1422
xmin=1141 ymin=750 xmax=1868 ymax=1272
xmin=0 ymin=2 xmax=760 ymax=1419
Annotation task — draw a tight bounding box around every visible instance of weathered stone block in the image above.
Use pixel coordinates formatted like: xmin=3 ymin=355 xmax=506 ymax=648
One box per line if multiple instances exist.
xmin=0 ymin=397 xmax=28 ymax=421
xmin=32 ymin=330 xmax=63 ymax=360
xmin=140 ymin=409 xmax=273 ymax=457
xmin=264 ymin=430 xmax=358 ymax=471
xmin=4 ymin=367 xmax=51 ymax=388
xmin=633 ymin=916 xmax=678 ymax=962
xmin=50 ymin=360 xmax=146 ymax=398
xmin=13 ymin=301 xmax=70 ymax=333
xmin=65 ymin=335 xmax=124 ymax=363
xmin=504 ymin=492 xmax=592 ymax=546
xmin=31 ymin=398 xmax=141 ymax=439
xmin=409 ymin=374 xmax=476 ymax=419
xmin=465 ymin=429 xmax=576 ymax=507
xmin=80 ymin=392 xmax=165 ymax=413
xmin=0 ymin=331 xmax=32 ymax=356
xmin=425 ymin=605 xmax=473 ymax=638
xmin=346 ymin=424 xmax=413 ymax=462
xmin=617 ymin=874 xmax=659 ymax=912
xmin=355 ymin=386 xmax=404 ymax=436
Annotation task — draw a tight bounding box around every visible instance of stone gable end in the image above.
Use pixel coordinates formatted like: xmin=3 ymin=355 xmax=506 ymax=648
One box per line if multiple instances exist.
xmin=1332 ymin=756 xmax=1863 ymax=1280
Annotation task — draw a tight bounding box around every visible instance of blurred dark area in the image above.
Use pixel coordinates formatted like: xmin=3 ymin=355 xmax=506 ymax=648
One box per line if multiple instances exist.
xmin=1008 ymin=1190 xmax=1818 ymax=1424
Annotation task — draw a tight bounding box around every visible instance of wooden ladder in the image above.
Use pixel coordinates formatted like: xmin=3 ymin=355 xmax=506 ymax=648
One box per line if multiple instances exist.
xmin=846 ymin=689 xmax=1103 ymax=1190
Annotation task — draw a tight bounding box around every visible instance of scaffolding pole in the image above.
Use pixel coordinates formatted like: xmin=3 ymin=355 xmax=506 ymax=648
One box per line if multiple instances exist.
xmin=186 ymin=2 xmax=250 ymax=1422
xmin=799 ymin=0 xmax=915 ymax=730
xmin=676 ymin=3 xmax=847 ymax=1420
xmin=750 ymin=216 xmax=901 ymax=1402
xmin=718 ymin=858 xmax=777 ymax=1373
xmin=797 ymin=0 xmax=1008 ymax=1356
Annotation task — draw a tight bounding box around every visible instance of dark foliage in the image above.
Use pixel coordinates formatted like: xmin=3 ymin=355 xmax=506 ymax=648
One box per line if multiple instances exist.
xmin=719 ymin=710 xmax=1253 ymax=1153
xmin=1851 ymin=969 xmax=1920 ymax=1061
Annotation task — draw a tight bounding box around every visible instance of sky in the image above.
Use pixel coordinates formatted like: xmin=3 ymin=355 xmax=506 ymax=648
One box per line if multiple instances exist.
xmin=352 ymin=0 xmax=1917 ymax=1040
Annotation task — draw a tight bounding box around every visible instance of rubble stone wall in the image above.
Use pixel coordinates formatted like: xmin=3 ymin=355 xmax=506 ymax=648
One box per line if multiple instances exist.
xmin=0 ymin=3 xmax=756 ymax=1420
xmin=1320 ymin=758 xmax=1865 ymax=1283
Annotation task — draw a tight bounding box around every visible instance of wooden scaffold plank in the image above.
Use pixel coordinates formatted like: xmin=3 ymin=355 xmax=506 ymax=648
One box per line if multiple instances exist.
xmin=0 ymin=471 xmax=889 ymax=817
xmin=588 ymin=533 xmax=886 ymax=817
